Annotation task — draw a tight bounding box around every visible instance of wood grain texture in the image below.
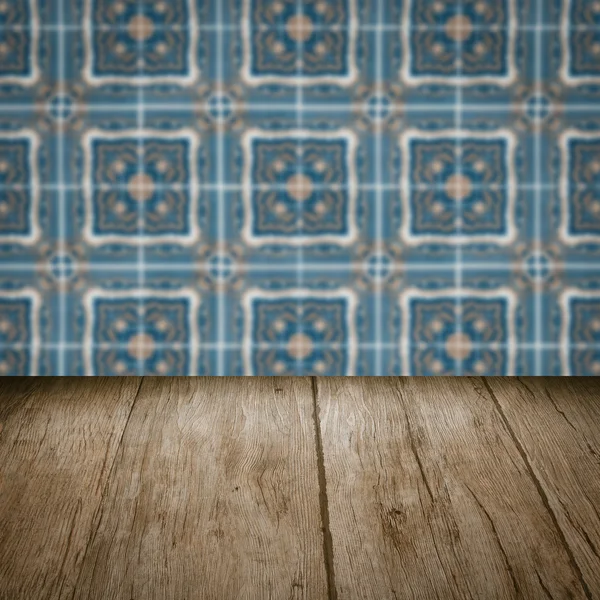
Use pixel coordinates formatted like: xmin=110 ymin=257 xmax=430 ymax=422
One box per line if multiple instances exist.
xmin=484 ymin=376 xmax=600 ymax=597
xmin=316 ymin=377 xmax=589 ymax=600
xmin=2 ymin=376 xmax=599 ymax=600
xmin=72 ymin=377 xmax=327 ymax=600
xmin=0 ymin=377 xmax=142 ymax=600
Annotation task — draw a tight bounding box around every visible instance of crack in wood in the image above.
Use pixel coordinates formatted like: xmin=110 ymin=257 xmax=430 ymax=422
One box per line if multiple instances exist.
xmin=311 ymin=377 xmax=338 ymax=600
xmin=482 ymin=378 xmax=594 ymax=600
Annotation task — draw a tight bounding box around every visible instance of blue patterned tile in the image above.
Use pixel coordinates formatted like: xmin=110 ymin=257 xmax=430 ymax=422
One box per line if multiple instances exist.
xmin=403 ymin=0 xmax=516 ymax=85
xmin=559 ymin=131 xmax=600 ymax=242
xmin=400 ymin=129 xmax=517 ymax=244
xmin=0 ymin=131 xmax=40 ymax=244
xmin=241 ymin=129 xmax=358 ymax=246
xmin=82 ymin=129 xmax=201 ymax=244
xmin=244 ymin=289 xmax=357 ymax=375
xmin=85 ymin=289 xmax=200 ymax=375
xmin=400 ymin=289 xmax=516 ymax=375
xmin=1 ymin=0 xmax=600 ymax=375
xmin=0 ymin=290 xmax=40 ymax=375
xmin=241 ymin=0 xmax=357 ymax=86
xmin=83 ymin=0 xmax=199 ymax=84
xmin=562 ymin=290 xmax=600 ymax=375
xmin=0 ymin=0 xmax=39 ymax=86
xmin=562 ymin=0 xmax=600 ymax=82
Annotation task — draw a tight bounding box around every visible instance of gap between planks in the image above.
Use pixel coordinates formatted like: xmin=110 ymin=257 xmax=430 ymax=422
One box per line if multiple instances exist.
xmin=484 ymin=376 xmax=600 ymax=597
xmin=482 ymin=378 xmax=593 ymax=600
xmin=0 ymin=378 xmax=144 ymax=600
xmin=315 ymin=377 xmax=599 ymax=599
xmin=70 ymin=377 xmax=327 ymax=599
xmin=2 ymin=377 xmax=599 ymax=600
xmin=311 ymin=376 xmax=338 ymax=600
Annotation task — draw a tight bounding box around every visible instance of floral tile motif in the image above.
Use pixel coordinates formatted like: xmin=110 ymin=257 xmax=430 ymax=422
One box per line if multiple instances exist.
xmin=401 ymin=289 xmax=516 ymax=375
xmin=0 ymin=131 xmax=40 ymax=244
xmin=401 ymin=130 xmax=516 ymax=244
xmin=561 ymin=0 xmax=600 ymax=83
xmin=241 ymin=0 xmax=357 ymax=85
xmin=561 ymin=290 xmax=600 ymax=375
xmin=243 ymin=288 xmax=357 ymax=375
xmin=242 ymin=129 xmax=358 ymax=246
xmin=402 ymin=0 xmax=516 ymax=85
xmin=0 ymin=290 xmax=40 ymax=375
xmin=83 ymin=0 xmax=198 ymax=84
xmin=559 ymin=131 xmax=600 ymax=243
xmin=82 ymin=129 xmax=200 ymax=244
xmin=84 ymin=289 xmax=200 ymax=375
xmin=0 ymin=0 xmax=599 ymax=375
xmin=0 ymin=0 xmax=39 ymax=85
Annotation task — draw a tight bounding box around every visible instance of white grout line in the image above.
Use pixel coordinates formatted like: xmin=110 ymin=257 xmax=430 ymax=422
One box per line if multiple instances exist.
xmin=1 ymin=261 xmax=600 ymax=273
xmin=0 ymin=182 xmax=587 ymax=192
xmin=294 ymin=0 xmax=305 ymax=376
xmin=3 ymin=22 xmax=600 ymax=32
xmin=2 ymin=341 xmax=600 ymax=352
xmin=135 ymin=0 xmax=145 ymax=376
xmin=216 ymin=0 xmax=225 ymax=375
xmin=3 ymin=102 xmax=600 ymax=113
xmin=374 ymin=0 xmax=384 ymax=375
xmin=56 ymin=0 xmax=66 ymax=375
xmin=454 ymin=0 xmax=464 ymax=376
xmin=534 ymin=0 xmax=543 ymax=375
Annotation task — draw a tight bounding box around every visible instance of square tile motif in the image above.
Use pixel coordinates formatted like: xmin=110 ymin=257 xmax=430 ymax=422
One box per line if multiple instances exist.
xmin=84 ymin=289 xmax=200 ymax=375
xmin=401 ymin=289 xmax=516 ymax=376
xmin=243 ymin=289 xmax=357 ymax=375
xmin=83 ymin=129 xmax=200 ymax=244
xmin=0 ymin=0 xmax=599 ymax=375
xmin=400 ymin=130 xmax=516 ymax=244
xmin=242 ymin=129 xmax=358 ymax=246
xmin=401 ymin=0 xmax=516 ymax=85
xmin=561 ymin=290 xmax=600 ymax=375
xmin=241 ymin=0 xmax=357 ymax=85
xmin=83 ymin=0 xmax=198 ymax=84
xmin=561 ymin=0 xmax=600 ymax=83
xmin=0 ymin=131 xmax=40 ymax=244
xmin=0 ymin=290 xmax=40 ymax=376
xmin=560 ymin=131 xmax=600 ymax=243
xmin=0 ymin=0 xmax=39 ymax=84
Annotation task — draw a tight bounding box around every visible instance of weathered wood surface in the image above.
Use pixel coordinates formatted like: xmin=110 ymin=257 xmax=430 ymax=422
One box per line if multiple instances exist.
xmin=71 ymin=377 xmax=327 ymax=600
xmin=1 ymin=377 xmax=599 ymax=600
xmin=485 ymin=376 xmax=600 ymax=597
xmin=315 ymin=377 xmax=591 ymax=599
xmin=0 ymin=377 xmax=142 ymax=600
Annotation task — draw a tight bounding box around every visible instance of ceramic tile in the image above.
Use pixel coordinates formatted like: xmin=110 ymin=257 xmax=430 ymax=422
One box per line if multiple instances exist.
xmin=1 ymin=0 xmax=599 ymax=374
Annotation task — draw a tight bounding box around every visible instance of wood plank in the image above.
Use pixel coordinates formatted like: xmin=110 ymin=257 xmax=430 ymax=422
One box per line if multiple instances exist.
xmin=484 ymin=376 xmax=600 ymax=596
xmin=0 ymin=377 xmax=142 ymax=600
xmin=72 ymin=377 xmax=327 ymax=600
xmin=316 ymin=377 xmax=589 ymax=600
